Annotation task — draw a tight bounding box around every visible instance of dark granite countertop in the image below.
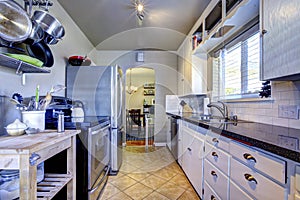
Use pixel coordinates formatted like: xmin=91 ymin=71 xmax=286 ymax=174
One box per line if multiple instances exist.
xmin=167 ymin=112 xmax=300 ymax=163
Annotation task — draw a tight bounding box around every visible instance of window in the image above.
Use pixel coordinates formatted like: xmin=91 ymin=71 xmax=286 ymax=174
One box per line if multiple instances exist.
xmin=211 ymin=25 xmax=262 ymax=100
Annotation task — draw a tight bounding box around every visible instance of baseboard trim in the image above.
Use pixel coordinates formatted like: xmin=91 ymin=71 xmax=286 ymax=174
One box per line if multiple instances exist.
xmin=154 ymin=142 xmax=167 ymax=147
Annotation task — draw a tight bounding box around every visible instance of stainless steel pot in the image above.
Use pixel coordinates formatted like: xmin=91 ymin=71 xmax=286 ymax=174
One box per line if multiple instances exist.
xmin=32 ymin=10 xmax=65 ymax=45
xmin=25 ymin=21 xmax=44 ymax=45
xmin=0 ymin=0 xmax=32 ymax=42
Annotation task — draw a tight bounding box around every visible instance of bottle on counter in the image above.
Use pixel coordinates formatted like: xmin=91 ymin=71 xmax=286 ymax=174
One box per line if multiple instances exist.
xmin=57 ymin=111 xmax=64 ymax=133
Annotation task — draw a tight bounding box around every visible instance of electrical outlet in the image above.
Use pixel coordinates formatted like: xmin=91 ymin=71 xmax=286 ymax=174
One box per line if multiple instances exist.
xmin=278 ymin=105 xmax=299 ymax=119
xmin=278 ymin=135 xmax=299 ymax=150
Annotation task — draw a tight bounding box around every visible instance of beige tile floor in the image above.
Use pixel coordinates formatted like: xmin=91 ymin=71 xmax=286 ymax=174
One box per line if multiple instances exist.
xmin=100 ymin=146 xmax=200 ymax=200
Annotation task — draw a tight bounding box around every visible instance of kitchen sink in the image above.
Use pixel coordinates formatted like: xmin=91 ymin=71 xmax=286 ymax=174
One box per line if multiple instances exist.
xmin=189 ymin=115 xmax=252 ymax=124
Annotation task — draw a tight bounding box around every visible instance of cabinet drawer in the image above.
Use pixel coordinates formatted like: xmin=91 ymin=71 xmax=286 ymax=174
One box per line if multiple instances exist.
xmin=231 ymin=158 xmax=286 ymax=200
xmin=205 ymin=130 xmax=230 ymax=152
xmin=205 ymin=142 xmax=230 ymax=175
xmin=230 ymin=141 xmax=286 ymax=184
xmin=230 ymin=180 xmax=254 ymax=200
xmin=204 ymin=159 xmax=229 ymax=199
xmin=204 ymin=181 xmax=221 ymax=200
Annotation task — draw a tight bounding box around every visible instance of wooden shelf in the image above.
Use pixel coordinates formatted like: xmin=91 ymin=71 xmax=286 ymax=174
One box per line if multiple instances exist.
xmin=0 ymin=53 xmax=51 ymax=74
xmin=192 ymin=0 xmax=259 ymax=54
xmin=37 ymin=174 xmax=72 ymax=200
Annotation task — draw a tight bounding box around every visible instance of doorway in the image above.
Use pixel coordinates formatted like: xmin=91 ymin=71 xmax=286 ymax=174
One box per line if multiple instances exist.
xmin=125 ymin=67 xmax=155 ymax=146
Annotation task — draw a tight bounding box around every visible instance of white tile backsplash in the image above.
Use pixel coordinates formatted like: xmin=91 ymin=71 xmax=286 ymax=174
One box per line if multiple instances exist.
xmin=226 ymin=81 xmax=300 ymax=129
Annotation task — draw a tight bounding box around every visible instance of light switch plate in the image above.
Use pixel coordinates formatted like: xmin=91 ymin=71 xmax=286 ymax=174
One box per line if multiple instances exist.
xmin=278 ymin=105 xmax=299 ymax=119
xmin=136 ymin=52 xmax=144 ymax=62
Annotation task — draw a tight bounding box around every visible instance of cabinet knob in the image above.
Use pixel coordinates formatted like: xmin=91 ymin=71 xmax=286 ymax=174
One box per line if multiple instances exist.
xmin=243 ymin=153 xmax=257 ymax=163
xmin=262 ymin=29 xmax=268 ymax=34
xmin=211 ymin=195 xmax=217 ymax=200
xmin=211 ymin=171 xmax=218 ymax=177
xmin=244 ymin=173 xmax=258 ymax=184
xmin=212 ymin=152 xmax=218 ymax=158
xmin=187 ymin=147 xmax=192 ymax=152
xmin=212 ymin=138 xmax=219 ymax=144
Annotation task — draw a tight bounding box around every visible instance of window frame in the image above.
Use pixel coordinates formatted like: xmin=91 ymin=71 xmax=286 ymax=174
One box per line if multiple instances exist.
xmin=209 ymin=22 xmax=264 ymax=101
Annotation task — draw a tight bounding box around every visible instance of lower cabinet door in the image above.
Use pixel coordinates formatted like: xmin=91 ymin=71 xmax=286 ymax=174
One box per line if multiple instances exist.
xmin=204 ymin=181 xmax=221 ymax=200
xmin=204 ymin=159 xmax=229 ymax=199
xmin=230 ymin=180 xmax=254 ymax=200
xmin=231 ymin=158 xmax=286 ymax=199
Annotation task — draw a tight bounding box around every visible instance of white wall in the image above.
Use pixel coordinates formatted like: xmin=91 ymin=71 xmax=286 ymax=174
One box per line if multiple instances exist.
xmin=227 ymin=81 xmax=300 ymax=129
xmin=95 ymin=50 xmax=178 ymax=144
xmin=0 ymin=0 xmax=95 ymax=97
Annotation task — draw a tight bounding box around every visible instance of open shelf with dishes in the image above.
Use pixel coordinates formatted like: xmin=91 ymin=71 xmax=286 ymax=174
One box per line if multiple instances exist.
xmin=0 ymin=53 xmax=51 ymax=74
xmin=143 ymin=83 xmax=155 ymax=96
xmin=191 ymin=0 xmax=258 ymax=54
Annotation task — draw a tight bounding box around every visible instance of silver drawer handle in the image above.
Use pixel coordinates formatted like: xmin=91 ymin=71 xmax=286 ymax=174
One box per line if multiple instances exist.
xmin=244 ymin=173 xmax=258 ymax=184
xmin=211 ymin=171 xmax=218 ymax=178
xmin=243 ymin=153 xmax=257 ymax=163
xmin=212 ymin=138 xmax=219 ymax=143
xmin=211 ymin=195 xmax=217 ymax=200
xmin=212 ymin=152 xmax=218 ymax=158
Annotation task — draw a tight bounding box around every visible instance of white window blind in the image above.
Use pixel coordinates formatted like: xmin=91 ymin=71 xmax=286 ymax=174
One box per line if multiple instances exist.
xmin=213 ymin=31 xmax=261 ymax=99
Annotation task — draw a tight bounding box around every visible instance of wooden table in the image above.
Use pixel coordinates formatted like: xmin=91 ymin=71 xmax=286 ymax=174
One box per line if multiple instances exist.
xmin=0 ymin=130 xmax=80 ymax=200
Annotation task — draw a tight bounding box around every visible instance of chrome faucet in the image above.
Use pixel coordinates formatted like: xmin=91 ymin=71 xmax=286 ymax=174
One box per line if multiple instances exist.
xmin=207 ymin=101 xmax=229 ymax=120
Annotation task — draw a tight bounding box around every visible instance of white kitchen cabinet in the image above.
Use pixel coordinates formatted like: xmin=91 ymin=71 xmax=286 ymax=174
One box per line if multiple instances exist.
xmin=204 ymin=181 xmax=221 ymax=200
xmin=260 ymin=0 xmax=300 ymax=80
xmin=230 ymin=141 xmax=286 ymax=184
xmin=177 ymin=119 xmax=183 ymax=167
xmin=182 ymin=124 xmax=204 ymax=196
xmin=177 ymin=38 xmax=193 ymax=95
xmin=231 ymin=158 xmax=286 ymax=199
xmin=204 ymin=159 xmax=229 ymax=199
xmin=205 ymin=142 xmax=230 ymax=175
xmin=205 ymin=130 xmax=230 ymax=152
xmin=191 ymin=54 xmax=207 ymax=94
xmin=230 ymin=180 xmax=254 ymax=200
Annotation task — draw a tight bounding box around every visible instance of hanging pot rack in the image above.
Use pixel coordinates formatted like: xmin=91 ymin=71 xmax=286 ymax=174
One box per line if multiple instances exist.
xmin=23 ymin=0 xmax=53 ymax=15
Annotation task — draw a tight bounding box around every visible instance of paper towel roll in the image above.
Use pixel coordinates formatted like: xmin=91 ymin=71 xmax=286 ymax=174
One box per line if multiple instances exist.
xmin=203 ymin=98 xmax=210 ymax=115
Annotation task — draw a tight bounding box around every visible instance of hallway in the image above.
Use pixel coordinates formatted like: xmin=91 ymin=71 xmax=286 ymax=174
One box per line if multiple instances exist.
xmin=100 ymin=146 xmax=200 ymax=200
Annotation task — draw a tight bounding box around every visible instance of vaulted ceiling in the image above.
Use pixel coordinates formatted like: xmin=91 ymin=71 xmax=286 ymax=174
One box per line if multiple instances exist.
xmin=58 ymin=0 xmax=210 ymax=51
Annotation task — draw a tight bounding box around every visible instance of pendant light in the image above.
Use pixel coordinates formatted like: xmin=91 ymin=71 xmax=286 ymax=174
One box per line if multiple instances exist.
xmin=126 ymin=68 xmax=138 ymax=94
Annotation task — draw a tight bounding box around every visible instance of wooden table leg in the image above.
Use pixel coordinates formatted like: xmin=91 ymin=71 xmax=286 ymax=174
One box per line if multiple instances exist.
xmin=67 ymin=136 xmax=76 ymax=199
xmin=19 ymin=154 xmax=37 ymax=200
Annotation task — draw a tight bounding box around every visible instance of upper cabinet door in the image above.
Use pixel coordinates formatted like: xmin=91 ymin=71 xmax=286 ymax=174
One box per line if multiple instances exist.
xmin=261 ymin=0 xmax=300 ymax=80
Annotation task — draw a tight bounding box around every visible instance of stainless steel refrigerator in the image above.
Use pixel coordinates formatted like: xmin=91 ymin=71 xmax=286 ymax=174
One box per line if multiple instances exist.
xmin=66 ymin=65 xmax=124 ymax=174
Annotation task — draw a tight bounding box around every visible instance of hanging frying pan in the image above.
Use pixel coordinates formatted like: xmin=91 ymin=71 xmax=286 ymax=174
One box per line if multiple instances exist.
xmin=0 ymin=0 xmax=32 ymax=42
xmin=26 ymin=41 xmax=54 ymax=67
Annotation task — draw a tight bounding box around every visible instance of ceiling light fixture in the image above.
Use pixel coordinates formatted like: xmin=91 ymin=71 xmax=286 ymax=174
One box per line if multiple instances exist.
xmin=135 ymin=0 xmax=145 ymax=21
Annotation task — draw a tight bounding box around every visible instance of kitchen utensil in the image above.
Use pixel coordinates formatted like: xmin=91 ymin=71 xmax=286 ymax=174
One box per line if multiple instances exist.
xmin=32 ymin=10 xmax=65 ymax=45
xmin=0 ymin=0 xmax=32 ymax=43
xmin=68 ymin=55 xmax=86 ymax=66
xmin=26 ymin=41 xmax=54 ymax=67
xmin=12 ymin=93 xmax=23 ymax=104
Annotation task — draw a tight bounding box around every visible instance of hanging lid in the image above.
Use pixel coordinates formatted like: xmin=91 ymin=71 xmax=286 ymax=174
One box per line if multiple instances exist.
xmin=0 ymin=0 xmax=32 ymax=42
